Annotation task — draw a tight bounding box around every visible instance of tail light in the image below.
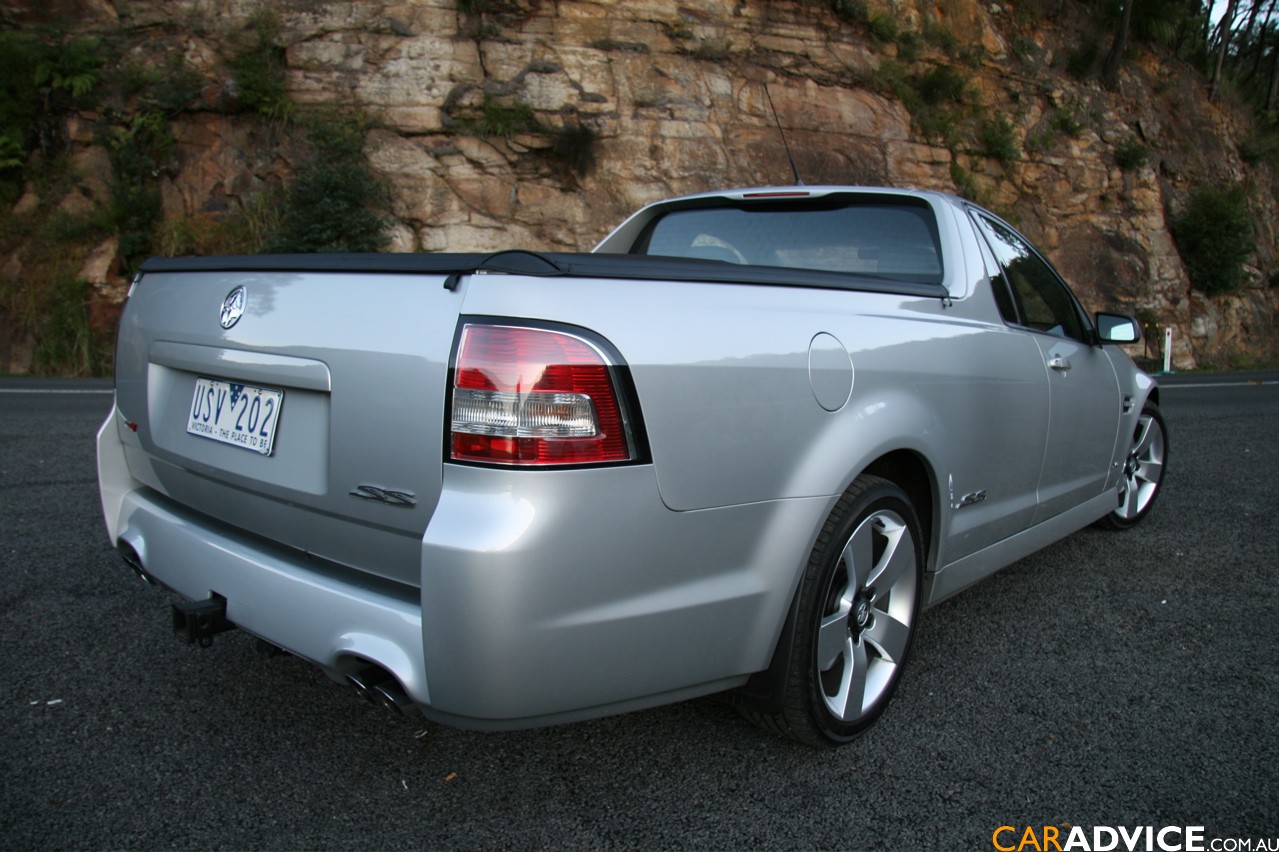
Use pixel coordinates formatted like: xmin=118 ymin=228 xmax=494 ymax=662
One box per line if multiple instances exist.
xmin=449 ymin=323 xmax=641 ymax=466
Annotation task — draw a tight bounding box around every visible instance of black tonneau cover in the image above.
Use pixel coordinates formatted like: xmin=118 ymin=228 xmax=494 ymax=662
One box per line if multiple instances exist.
xmin=139 ymin=250 xmax=949 ymax=299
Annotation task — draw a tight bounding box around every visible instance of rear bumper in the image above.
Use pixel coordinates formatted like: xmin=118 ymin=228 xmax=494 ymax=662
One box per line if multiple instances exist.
xmin=111 ymin=480 xmax=430 ymax=702
xmin=99 ymin=408 xmax=429 ymax=702
xmin=99 ymin=406 xmax=831 ymax=730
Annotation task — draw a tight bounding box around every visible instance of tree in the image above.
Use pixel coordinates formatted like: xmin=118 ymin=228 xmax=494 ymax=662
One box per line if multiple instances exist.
xmin=1102 ymin=0 xmax=1136 ymax=88
xmin=1210 ymin=0 xmax=1240 ymax=101
xmin=1248 ymin=0 xmax=1276 ymax=82
xmin=264 ymin=116 xmax=390 ymax=254
xmin=1171 ymin=185 xmax=1255 ymax=295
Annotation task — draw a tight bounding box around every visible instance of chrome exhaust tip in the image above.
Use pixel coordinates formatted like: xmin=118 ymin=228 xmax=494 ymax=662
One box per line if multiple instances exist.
xmin=371 ymin=681 xmax=414 ymax=715
xmin=117 ymin=542 xmax=157 ymax=587
xmin=347 ymin=666 xmax=391 ymax=705
xmin=347 ymin=666 xmax=413 ymax=715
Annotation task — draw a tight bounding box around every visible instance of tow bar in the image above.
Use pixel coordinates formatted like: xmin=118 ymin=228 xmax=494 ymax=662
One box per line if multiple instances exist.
xmin=172 ymin=595 xmax=235 ymax=647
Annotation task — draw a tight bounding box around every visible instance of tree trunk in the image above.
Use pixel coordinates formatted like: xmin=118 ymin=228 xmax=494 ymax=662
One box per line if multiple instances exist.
xmin=1101 ymin=0 xmax=1135 ymax=89
xmin=1211 ymin=0 xmax=1241 ymax=101
xmin=1253 ymin=0 xmax=1278 ymax=82
xmin=1268 ymin=28 xmax=1279 ymax=109
xmin=1244 ymin=0 xmax=1264 ymax=43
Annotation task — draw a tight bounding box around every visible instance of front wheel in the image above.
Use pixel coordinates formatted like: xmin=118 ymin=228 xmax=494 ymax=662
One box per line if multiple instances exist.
xmin=747 ymin=475 xmax=923 ymax=746
xmin=1097 ymin=401 xmax=1167 ymax=530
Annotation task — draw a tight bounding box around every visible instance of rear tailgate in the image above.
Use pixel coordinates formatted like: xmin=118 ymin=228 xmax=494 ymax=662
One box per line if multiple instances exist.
xmin=113 ymin=265 xmax=462 ymax=588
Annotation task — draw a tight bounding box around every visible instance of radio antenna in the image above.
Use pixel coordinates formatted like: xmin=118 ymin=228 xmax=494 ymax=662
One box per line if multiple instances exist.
xmin=764 ymin=84 xmax=803 ymax=186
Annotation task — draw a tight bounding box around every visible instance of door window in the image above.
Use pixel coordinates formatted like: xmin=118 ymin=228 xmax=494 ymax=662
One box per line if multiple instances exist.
xmin=971 ymin=212 xmax=1091 ymax=343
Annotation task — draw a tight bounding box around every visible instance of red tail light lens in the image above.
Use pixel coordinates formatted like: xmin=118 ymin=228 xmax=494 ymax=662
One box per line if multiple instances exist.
xmin=450 ymin=324 xmax=637 ymax=466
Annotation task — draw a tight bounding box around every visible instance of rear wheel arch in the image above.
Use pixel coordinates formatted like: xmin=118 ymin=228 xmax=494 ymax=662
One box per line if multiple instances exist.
xmin=740 ymin=473 xmax=926 ymax=745
xmin=735 ymin=451 xmax=938 ymax=741
xmin=862 ymin=450 xmax=937 ymax=571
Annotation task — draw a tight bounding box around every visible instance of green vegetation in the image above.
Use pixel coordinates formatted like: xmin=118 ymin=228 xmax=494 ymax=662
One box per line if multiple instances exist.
xmin=457 ymin=0 xmax=527 ymax=17
xmin=1065 ymin=40 xmax=1101 ymax=80
xmin=811 ymin=0 xmax=866 ymax=25
xmin=228 ymin=8 xmax=292 ymax=120
xmin=831 ymin=0 xmax=866 ymax=24
xmin=0 ymin=204 xmax=116 ymax=375
xmin=1049 ymin=106 xmax=1085 ymax=138
xmin=124 ymin=52 xmax=204 ymax=115
xmin=0 ymin=30 xmax=114 ymax=375
xmin=31 ymin=276 xmax=109 ymax=375
xmin=874 ymin=61 xmax=970 ymax=144
xmin=662 ymin=18 xmax=694 ymax=41
xmin=1125 ymin=0 xmax=1191 ymax=46
xmin=4 ymin=1 xmax=1278 ymax=376
xmin=865 ymin=12 xmax=899 ymax=44
xmin=911 ymin=65 xmax=969 ymax=106
xmin=0 ymin=9 xmax=393 ymax=372
xmin=1114 ymin=135 xmax=1149 ymax=170
xmin=688 ymin=37 xmax=733 ymax=62
xmin=949 ymin=162 xmax=980 ymax=202
xmin=0 ymin=136 xmax=25 ymax=176
xmin=922 ymin=21 xmax=959 ymax=55
xmin=550 ymin=124 xmax=598 ymax=177
xmin=445 ymin=92 xmax=598 ymax=177
xmin=158 ymin=192 xmax=282 ymax=258
xmin=1238 ymin=129 xmax=1279 ymax=166
xmin=0 ymin=30 xmax=105 ymax=200
xmin=460 ymin=96 xmax=541 ymax=140
xmin=1010 ymin=37 xmax=1042 ymax=65
xmin=1171 ymin=185 xmax=1255 ymax=296
xmin=589 ymin=39 xmax=650 ymax=54
xmin=106 ymin=111 xmax=171 ymax=270
xmin=978 ymin=115 xmax=1020 ymax=164
xmin=264 ymin=114 xmax=389 ymax=253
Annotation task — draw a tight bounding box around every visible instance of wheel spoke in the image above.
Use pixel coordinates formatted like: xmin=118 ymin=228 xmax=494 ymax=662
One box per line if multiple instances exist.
xmin=841 ymin=520 xmax=876 ymax=590
xmin=1117 ymin=412 xmax=1164 ymax=521
xmin=1135 ymin=456 xmax=1164 ymax=486
xmin=1133 ymin=415 xmax=1158 ymax=457
xmin=1119 ymin=476 xmax=1141 ymax=519
xmin=831 ymin=636 xmax=869 ymax=721
xmin=863 ymin=611 xmax=911 ymax=663
xmin=804 ymin=484 xmax=925 ymax=737
xmin=817 ymin=603 xmax=852 ymax=671
xmin=866 ymin=520 xmax=912 ymax=592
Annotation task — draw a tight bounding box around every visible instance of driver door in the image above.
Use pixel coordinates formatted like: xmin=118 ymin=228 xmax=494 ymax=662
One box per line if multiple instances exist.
xmin=970 ymin=212 xmax=1123 ymax=524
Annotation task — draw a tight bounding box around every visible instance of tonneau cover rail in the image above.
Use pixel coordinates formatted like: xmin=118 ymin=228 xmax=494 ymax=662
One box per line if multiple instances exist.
xmin=138 ymin=251 xmax=949 ymax=299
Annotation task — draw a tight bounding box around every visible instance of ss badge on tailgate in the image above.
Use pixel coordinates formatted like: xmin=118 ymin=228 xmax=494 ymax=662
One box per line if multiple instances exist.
xmin=350 ymin=484 xmax=417 ymax=508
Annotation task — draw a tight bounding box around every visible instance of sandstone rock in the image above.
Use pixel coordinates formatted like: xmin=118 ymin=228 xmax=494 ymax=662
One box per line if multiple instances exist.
xmin=8 ymin=0 xmax=1271 ymax=373
xmin=58 ymin=189 xmax=98 ymax=218
xmin=2 ymin=252 xmax=22 ymax=281
xmin=79 ymin=238 xmax=120 ymax=287
xmin=13 ymin=187 xmax=41 ymax=217
xmin=69 ymin=146 xmax=113 ymax=209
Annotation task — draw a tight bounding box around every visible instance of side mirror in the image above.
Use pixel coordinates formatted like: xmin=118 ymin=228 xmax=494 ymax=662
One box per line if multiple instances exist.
xmin=1095 ymin=312 xmax=1141 ymax=345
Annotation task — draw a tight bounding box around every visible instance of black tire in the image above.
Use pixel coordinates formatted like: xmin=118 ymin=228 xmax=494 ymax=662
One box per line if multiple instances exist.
xmin=746 ymin=475 xmax=924 ymax=746
xmin=1096 ymin=401 xmax=1167 ymax=531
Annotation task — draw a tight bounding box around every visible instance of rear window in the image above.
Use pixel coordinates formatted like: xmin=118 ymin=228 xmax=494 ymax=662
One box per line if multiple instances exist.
xmin=632 ymin=199 xmax=943 ymax=285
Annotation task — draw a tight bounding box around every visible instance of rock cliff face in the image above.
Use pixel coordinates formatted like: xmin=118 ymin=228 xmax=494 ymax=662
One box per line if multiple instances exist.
xmin=5 ymin=0 xmax=1278 ymax=370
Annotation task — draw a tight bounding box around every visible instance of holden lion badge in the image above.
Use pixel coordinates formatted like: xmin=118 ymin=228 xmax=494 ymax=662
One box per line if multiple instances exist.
xmin=220 ymin=286 xmax=247 ymax=330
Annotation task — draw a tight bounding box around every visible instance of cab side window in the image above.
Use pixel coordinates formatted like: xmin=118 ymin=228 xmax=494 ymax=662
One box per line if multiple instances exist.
xmin=971 ymin=212 xmax=1090 ymax=343
xmin=970 ymin=216 xmax=1020 ymax=325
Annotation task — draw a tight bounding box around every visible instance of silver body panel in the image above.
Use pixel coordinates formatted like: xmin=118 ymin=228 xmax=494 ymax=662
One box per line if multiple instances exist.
xmin=98 ymin=187 xmax=1155 ymax=729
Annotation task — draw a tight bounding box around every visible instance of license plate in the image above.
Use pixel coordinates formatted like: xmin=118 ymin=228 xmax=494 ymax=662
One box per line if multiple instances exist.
xmin=187 ymin=378 xmax=283 ymax=456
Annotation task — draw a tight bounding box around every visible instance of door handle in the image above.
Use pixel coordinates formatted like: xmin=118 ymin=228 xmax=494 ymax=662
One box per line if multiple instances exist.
xmin=1048 ymin=356 xmax=1072 ymax=372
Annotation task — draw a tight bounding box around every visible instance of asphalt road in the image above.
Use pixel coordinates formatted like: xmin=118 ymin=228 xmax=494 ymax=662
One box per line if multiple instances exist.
xmin=2 ymin=373 xmax=1277 ymax=850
